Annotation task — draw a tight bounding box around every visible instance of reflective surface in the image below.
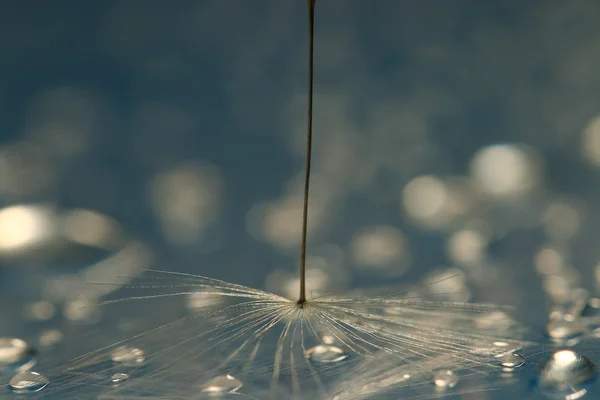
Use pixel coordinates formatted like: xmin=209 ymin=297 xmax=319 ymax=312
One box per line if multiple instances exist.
xmin=2 ymin=1 xmax=600 ymax=399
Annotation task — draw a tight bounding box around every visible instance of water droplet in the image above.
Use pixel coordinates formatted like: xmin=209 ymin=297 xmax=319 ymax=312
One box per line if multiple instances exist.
xmin=305 ymin=345 xmax=348 ymax=363
xmin=111 ymin=346 xmax=146 ymax=366
xmin=0 ymin=337 xmax=37 ymax=372
xmin=202 ymin=374 xmax=243 ymax=394
xmin=111 ymin=373 xmax=129 ymax=383
xmin=536 ymin=349 xmax=597 ymax=398
xmin=501 ymin=353 xmax=526 ymax=372
xmin=433 ymin=370 xmax=459 ymax=389
xmin=547 ymin=319 xmax=585 ymax=344
xmin=7 ymin=371 xmax=49 ymax=393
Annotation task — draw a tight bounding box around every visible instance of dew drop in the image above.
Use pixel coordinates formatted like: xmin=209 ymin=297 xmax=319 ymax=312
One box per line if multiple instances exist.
xmin=501 ymin=353 xmax=526 ymax=372
xmin=0 ymin=337 xmax=37 ymax=372
xmin=7 ymin=371 xmax=49 ymax=393
xmin=202 ymin=374 xmax=243 ymax=394
xmin=433 ymin=370 xmax=459 ymax=389
xmin=536 ymin=349 xmax=597 ymax=398
xmin=305 ymin=345 xmax=348 ymax=363
xmin=111 ymin=346 xmax=146 ymax=366
xmin=111 ymin=372 xmax=129 ymax=383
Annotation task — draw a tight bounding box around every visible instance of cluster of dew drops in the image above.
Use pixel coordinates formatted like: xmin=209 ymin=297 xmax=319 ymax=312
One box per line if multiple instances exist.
xmin=0 ymin=339 xmax=144 ymax=394
xmin=2 ymin=331 xmax=594 ymax=398
xmin=0 ymin=333 xmax=343 ymax=395
xmin=4 ymin=292 xmax=600 ymax=398
xmin=0 ymin=334 xmax=350 ymax=396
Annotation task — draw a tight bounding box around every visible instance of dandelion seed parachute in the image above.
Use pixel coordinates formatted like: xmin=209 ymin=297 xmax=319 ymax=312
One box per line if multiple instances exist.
xmin=13 ymin=4 xmax=534 ymax=398
xmin=36 ymin=269 xmax=531 ymax=399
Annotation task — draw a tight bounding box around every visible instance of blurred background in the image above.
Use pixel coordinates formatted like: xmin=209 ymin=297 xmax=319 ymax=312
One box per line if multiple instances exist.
xmin=2 ymin=0 xmax=600 ymax=398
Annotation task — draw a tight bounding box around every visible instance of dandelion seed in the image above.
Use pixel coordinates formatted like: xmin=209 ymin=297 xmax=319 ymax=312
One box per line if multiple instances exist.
xmin=33 ymin=2 xmax=534 ymax=399
xmin=41 ymin=269 xmax=530 ymax=399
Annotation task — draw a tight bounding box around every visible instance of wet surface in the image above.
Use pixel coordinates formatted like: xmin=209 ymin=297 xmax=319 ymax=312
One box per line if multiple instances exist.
xmin=2 ymin=1 xmax=600 ymax=399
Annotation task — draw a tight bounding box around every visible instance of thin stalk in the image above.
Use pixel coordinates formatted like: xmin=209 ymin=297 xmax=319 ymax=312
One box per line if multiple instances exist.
xmin=298 ymin=0 xmax=316 ymax=305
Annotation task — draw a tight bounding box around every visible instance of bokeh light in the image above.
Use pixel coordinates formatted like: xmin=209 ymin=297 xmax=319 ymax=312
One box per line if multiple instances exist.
xmin=148 ymin=161 xmax=222 ymax=246
xmin=582 ymin=116 xmax=600 ymax=166
xmin=350 ymin=225 xmax=410 ymax=275
xmin=469 ymin=144 xmax=540 ymax=199
xmin=446 ymin=229 xmax=488 ymax=266
xmin=0 ymin=205 xmax=55 ymax=255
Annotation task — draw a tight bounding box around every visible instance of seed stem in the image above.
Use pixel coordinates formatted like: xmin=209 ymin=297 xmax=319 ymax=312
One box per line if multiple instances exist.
xmin=298 ymin=0 xmax=316 ymax=305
